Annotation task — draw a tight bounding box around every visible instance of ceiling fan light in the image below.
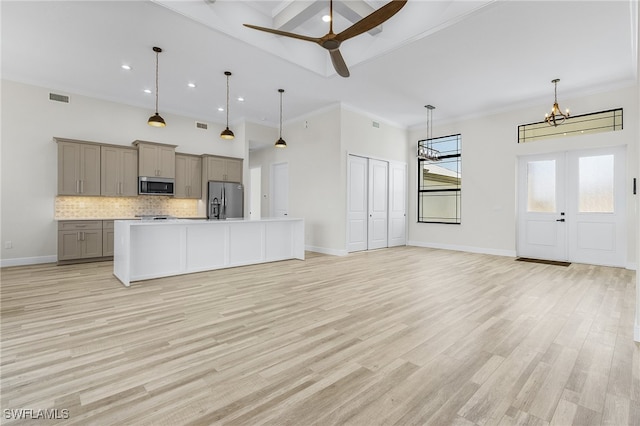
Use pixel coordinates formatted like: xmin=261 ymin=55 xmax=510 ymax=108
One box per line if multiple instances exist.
xmin=148 ymin=113 xmax=166 ymax=127
xmin=275 ymin=137 xmax=287 ymax=148
xmin=220 ymin=127 xmax=235 ymax=140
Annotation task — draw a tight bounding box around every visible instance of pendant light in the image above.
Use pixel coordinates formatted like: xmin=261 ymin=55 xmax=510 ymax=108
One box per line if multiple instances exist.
xmin=147 ymin=46 xmax=166 ymax=127
xmin=275 ymin=89 xmax=287 ymax=148
xmin=545 ymin=78 xmax=570 ymax=127
xmin=220 ymin=71 xmax=235 ymax=140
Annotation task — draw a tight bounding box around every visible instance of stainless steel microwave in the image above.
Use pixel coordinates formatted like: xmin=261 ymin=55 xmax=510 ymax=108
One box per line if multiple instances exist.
xmin=138 ymin=177 xmax=174 ymax=195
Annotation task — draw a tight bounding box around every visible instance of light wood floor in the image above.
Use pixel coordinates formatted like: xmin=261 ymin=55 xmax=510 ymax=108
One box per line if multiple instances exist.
xmin=1 ymin=247 xmax=638 ymax=425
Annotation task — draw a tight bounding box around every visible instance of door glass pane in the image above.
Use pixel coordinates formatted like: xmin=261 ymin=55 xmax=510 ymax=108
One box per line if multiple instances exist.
xmin=579 ymin=155 xmax=614 ymax=213
xmin=527 ymin=160 xmax=556 ymax=212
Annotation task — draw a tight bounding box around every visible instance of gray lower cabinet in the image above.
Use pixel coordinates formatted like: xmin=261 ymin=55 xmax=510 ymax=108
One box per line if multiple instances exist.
xmin=58 ymin=220 xmax=114 ymax=263
xmin=102 ymin=221 xmax=114 ymax=256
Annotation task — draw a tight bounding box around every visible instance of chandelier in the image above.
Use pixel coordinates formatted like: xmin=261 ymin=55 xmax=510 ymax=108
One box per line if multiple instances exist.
xmin=417 ymin=105 xmax=440 ymax=161
xmin=545 ymin=78 xmax=570 ymax=127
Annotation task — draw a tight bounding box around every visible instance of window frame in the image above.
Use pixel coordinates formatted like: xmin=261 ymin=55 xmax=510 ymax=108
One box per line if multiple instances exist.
xmin=417 ymin=133 xmax=462 ymax=225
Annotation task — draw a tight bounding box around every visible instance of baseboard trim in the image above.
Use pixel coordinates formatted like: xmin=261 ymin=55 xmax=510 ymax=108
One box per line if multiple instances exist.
xmin=1 ymin=255 xmax=57 ymax=268
xmin=626 ymin=262 xmax=637 ymax=271
xmin=305 ymin=246 xmax=348 ymax=257
xmin=407 ymin=241 xmax=516 ymax=258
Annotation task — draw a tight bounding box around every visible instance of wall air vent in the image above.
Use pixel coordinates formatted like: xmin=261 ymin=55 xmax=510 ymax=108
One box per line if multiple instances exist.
xmin=195 ymin=121 xmax=208 ymax=130
xmin=49 ymin=93 xmax=70 ymax=103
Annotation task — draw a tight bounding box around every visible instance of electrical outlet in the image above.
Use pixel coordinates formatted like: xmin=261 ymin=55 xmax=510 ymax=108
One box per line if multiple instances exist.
xmin=5 ymin=241 xmax=12 ymax=249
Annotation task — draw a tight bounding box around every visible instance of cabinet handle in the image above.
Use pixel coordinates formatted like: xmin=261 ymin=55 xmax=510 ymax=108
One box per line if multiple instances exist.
xmin=76 ymin=180 xmax=80 ymax=194
xmin=82 ymin=232 xmax=85 ymax=241
xmin=77 ymin=232 xmax=81 ymax=241
xmin=80 ymin=180 xmax=84 ymax=193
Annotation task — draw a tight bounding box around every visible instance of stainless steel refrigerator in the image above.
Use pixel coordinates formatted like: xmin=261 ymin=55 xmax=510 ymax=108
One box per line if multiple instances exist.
xmin=207 ymin=181 xmax=244 ymax=220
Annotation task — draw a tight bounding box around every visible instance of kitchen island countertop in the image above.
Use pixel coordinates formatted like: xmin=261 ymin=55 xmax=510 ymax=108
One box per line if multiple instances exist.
xmin=113 ymin=217 xmax=304 ymax=286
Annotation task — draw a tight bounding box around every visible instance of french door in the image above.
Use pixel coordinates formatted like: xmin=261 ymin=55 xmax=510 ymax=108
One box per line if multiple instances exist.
xmin=517 ymin=146 xmax=626 ymax=267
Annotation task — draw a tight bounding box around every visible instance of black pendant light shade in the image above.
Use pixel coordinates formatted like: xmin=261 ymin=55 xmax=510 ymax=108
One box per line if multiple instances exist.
xmin=220 ymin=71 xmax=235 ymax=140
xmin=148 ymin=46 xmax=166 ymax=127
xmin=275 ymin=89 xmax=286 ymax=148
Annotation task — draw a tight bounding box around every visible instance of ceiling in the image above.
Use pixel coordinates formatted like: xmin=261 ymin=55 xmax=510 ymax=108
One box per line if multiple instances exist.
xmin=2 ymin=1 xmax=637 ymax=149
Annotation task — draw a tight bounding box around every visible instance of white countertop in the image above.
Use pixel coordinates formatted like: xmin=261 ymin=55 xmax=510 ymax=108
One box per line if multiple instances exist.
xmin=117 ymin=217 xmax=302 ymax=226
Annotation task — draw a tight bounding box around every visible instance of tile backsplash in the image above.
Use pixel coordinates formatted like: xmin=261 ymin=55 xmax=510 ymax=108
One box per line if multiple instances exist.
xmin=55 ymin=196 xmax=201 ymax=219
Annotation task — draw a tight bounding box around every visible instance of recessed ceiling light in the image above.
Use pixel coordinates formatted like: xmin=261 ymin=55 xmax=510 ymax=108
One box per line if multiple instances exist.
xmin=121 ymin=64 xmax=132 ymax=70
xmin=143 ymin=89 xmax=152 ymax=94
xmin=187 ymin=82 xmax=196 ymax=88
xmin=322 ymin=15 xmax=331 ymax=22
xmin=218 ymin=107 xmax=224 ymax=112
xmin=237 ymin=97 xmax=244 ymax=102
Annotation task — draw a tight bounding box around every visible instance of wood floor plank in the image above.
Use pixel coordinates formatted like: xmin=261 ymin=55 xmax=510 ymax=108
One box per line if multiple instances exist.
xmin=1 ymin=246 xmax=638 ymax=425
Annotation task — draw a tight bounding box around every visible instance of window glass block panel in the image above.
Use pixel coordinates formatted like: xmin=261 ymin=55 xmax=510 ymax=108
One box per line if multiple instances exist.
xmin=418 ymin=191 xmax=461 ymax=223
xmin=579 ymin=154 xmax=614 ymax=213
xmin=527 ymin=160 xmax=556 ymax=212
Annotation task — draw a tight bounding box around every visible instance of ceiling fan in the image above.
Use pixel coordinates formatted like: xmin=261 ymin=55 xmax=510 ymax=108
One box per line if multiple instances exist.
xmin=244 ymin=0 xmax=408 ymax=78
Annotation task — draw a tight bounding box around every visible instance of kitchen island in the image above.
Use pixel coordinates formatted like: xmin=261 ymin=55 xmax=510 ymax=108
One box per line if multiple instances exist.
xmin=113 ymin=218 xmax=304 ymax=287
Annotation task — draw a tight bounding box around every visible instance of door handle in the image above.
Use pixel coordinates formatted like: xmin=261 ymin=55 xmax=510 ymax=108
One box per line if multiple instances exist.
xmin=556 ymin=218 xmax=565 ymax=222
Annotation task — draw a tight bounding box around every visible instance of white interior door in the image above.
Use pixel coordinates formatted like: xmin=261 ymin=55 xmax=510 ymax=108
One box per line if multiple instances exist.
xmin=518 ymin=146 xmax=626 ymax=267
xmin=388 ymin=161 xmax=407 ymax=247
xmin=517 ymin=153 xmax=567 ymax=261
xmin=368 ymin=159 xmax=388 ymax=250
xmin=249 ymin=167 xmax=261 ymax=220
xmin=347 ymin=155 xmax=368 ymax=252
xmin=271 ymin=162 xmax=288 ymax=217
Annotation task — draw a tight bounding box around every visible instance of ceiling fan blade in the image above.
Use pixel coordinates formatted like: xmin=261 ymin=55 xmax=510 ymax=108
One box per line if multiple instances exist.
xmin=335 ymin=0 xmax=407 ymax=42
xmin=330 ymin=49 xmax=350 ymax=77
xmin=243 ymin=24 xmax=320 ymax=44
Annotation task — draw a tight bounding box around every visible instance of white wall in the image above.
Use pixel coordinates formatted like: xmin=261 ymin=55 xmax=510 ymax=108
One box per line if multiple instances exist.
xmin=340 ymin=106 xmax=408 ymax=163
xmin=249 ymin=106 xmax=343 ymax=254
xmin=0 ymin=80 xmax=259 ymax=265
xmin=407 ymin=85 xmax=639 ymax=264
xmin=635 ymin=0 xmax=640 ymax=343
xmin=248 ymin=104 xmax=410 ymax=255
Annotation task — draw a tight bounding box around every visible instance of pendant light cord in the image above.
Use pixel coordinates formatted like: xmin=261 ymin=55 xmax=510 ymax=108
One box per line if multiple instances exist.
xmin=279 ymin=90 xmax=283 ymax=138
xmin=226 ymin=72 xmax=230 ymax=128
xmin=154 ymin=49 xmax=159 ymax=114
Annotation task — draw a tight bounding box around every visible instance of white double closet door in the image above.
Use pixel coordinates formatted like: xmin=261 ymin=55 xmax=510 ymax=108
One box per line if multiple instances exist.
xmin=517 ymin=146 xmax=626 ymax=267
xmin=347 ymin=155 xmax=406 ymax=252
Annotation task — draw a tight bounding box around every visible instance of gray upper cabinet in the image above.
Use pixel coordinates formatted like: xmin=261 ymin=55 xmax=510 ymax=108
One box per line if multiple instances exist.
xmin=57 ymin=139 xmax=101 ymax=196
xmin=203 ymin=155 xmax=243 ymax=183
xmin=101 ymin=146 xmax=138 ymax=196
xmin=133 ymin=140 xmax=177 ymax=179
xmin=175 ymin=154 xmax=202 ymax=199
